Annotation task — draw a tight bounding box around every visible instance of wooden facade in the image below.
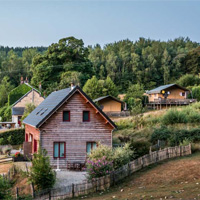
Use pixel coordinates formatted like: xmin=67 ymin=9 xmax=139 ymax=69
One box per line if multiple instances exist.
xmin=24 ymin=88 xmax=115 ymax=169
xmin=146 ymin=84 xmax=196 ymax=109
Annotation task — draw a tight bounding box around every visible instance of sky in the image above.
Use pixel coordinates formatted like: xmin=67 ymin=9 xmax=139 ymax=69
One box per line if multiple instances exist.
xmin=0 ymin=0 xmax=199 ymax=47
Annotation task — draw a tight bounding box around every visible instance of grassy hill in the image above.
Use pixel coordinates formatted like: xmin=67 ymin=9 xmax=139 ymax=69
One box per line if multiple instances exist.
xmin=113 ymin=103 xmax=200 ymax=150
xmin=86 ymin=152 xmax=200 ymax=200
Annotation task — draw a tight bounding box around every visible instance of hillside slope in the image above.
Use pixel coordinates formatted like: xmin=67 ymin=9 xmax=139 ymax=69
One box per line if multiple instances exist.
xmin=86 ymin=152 xmax=200 ymax=200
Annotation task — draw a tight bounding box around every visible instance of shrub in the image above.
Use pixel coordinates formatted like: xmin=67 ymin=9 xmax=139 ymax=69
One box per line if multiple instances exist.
xmin=88 ymin=143 xmax=113 ymax=162
xmin=129 ymin=140 xmax=151 ymax=158
xmin=28 ymin=148 xmax=56 ymax=190
xmin=162 ymin=109 xmax=187 ymax=125
xmin=0 ymin=175 xmax=12 ymax=199
xmin=87 ymin=143 xmax=134 ymax=177
xmin=151 ymin=126 xmax=171 ymax=144
xmin=113 ymin=143 xmax=134 ymax=169
xmin=0 ymin=128 xmax=25 ymax=145
xmin=86 ymin=156 xmax=113 ymax=179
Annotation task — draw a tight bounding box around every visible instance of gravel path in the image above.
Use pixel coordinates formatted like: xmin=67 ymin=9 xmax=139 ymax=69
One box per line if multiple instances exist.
xmin=54 ymin=171 xmax=87 ymax=188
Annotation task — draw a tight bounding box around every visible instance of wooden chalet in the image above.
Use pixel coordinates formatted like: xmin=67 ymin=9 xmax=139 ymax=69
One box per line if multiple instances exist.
xmin=23 ymin=86 xmax=116 ymax=169
xmin=12 ymin=84 xmax=44 ymax=127
xmin=146 ymin=84 xmax=196 ymax=109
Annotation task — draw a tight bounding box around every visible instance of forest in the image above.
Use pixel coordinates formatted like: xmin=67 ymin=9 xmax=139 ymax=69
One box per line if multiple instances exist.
xmin=0 ymin=36 xmax=200 ymax=120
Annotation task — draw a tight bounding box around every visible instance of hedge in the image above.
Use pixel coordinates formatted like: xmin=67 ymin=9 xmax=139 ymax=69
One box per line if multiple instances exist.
xmin=8 ymin=84 xmax=32 ymax=106
xmin=0 ymin=128 xmax=25 ymax=145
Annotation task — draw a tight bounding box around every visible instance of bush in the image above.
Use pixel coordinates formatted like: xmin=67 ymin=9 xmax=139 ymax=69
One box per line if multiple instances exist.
xmin=28 ymin=148 xmax=56 ymax=190
xmin=88 ymin=143 xmax=113 ymax=162
xmin=151 ymin=126 xmax=200 ymax=146
xmin=87 ymin=143 xmax=134 ymax=179
xmin=162 ymin=109 xmax=187 ymax=125
xmin=129 ymin=140 xmax=151 ymax=158
xmin=86 ymin=156 xmax=113 ymax=180
xmin=0 ymin=128 xmax=25 ymax=145
xmin=113 ymin=143 xmax=134 ymax=169
xmin=151 ymin=126 xmax=171 ymax=144
xmin=0 ymin=175 xmax=12 ymax=199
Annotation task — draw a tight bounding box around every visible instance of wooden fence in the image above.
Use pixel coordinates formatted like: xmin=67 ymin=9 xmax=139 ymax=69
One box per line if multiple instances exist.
xmin=32 ymin=144 xmax=191 ymax=200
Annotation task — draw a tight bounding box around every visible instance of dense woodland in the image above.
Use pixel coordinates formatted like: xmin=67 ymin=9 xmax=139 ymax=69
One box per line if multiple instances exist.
xmin=0 ymin=36 xmax=200 ymax=120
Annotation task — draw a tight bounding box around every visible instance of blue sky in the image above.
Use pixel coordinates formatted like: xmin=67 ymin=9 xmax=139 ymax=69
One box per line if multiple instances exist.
xmin=0 ymin=0 xmax=199 ymax=47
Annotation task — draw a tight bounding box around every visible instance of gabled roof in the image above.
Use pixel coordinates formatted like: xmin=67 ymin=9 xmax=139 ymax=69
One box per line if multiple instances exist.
xmin=146 ymin=84 xmax=189 ymax=94
xmin=23 ymin=86 xmax=116 ymax=129
xmin=12 ymin=107 xmax=25 ymax=116
xmin=12 ymin=88 xmax=43 ymax=107
xmin=94 ymin=95 xmax=124 ymax=104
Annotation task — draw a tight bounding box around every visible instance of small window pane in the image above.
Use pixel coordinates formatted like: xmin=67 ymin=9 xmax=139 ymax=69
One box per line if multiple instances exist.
xmin=83 ymin=111 xmax=89 ymax=122
xmin=54 ymin=143 xmax=59 ymax=158
xmin=87 ymin=143 xmax=92 ymax=154
xmin=93 ymin=143 xmax=97 ymax=150
xmin=63 ymin=111 xmax=70 ymax=121
xmin=60 ymin=143 xmax=65 ymax=158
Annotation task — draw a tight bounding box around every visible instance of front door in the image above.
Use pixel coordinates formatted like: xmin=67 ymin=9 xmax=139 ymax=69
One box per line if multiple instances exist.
xmin=34 ymin=139 xmax=37 ymax=153
xmin=18 ymin=116 xmax=22 ymax=127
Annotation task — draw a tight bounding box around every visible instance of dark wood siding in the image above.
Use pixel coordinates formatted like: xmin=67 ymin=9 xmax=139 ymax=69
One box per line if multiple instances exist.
xmin=40 ymin=91 xmax=113 ymax=168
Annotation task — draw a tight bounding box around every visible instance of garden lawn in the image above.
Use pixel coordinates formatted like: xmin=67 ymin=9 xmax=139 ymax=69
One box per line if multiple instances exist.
xmin=85 ymin=152 xmax=200 ymax=200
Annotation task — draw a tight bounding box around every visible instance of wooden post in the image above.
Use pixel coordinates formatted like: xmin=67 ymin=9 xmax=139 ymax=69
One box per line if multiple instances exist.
xmin=16 ymin=187 xmax=19 ymax=200
xmin=72 ymin=183 xmax=75 ymax=198
xmin=31 ymin=183 xmax=35 ymax=198
xmin=49 ymin=189 xmax=51 ymax=200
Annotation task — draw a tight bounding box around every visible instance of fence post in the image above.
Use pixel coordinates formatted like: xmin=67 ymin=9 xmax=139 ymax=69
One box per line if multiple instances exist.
xmin=49 ymin=189 xmax=51 ymax=200
xmin=31 ymin=183 xmax=35 ymax=198
xmin=72 ymin=183 xmax=75 ymax=198
xmin=112 ymin=172 xmax=115 ymax=186
xmin=189 ymin=143 xmax=192 ymax=155
xmin=16 ymin=187 xmax=19 ymax=200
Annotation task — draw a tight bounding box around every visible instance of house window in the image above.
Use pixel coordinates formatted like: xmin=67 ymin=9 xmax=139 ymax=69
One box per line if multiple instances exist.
xmin=83 ymin=111 xmax=90 ymax=122
xmin=182 ymin=92 xmax=185 ymax=97
xmin=54 ymin=142 xmax=66 ymax=158
xmin=63 ymin=111 xmax=70 ymax=122
xmin=86 ymin=142 xmax=97 ymax=154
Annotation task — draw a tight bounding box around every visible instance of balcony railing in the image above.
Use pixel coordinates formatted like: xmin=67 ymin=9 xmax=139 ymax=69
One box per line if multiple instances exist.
xmin=148 ymin=98 xmax=197 ymax=105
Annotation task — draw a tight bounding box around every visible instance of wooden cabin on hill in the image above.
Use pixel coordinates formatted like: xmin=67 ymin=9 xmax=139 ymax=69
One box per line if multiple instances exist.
xmin=93 ymin=95 xmax=128 ymax=117
xmin=146 ymin=84 xmax=196 ymax=109
xmin=23 ymin=86 xmax=116 ymax=169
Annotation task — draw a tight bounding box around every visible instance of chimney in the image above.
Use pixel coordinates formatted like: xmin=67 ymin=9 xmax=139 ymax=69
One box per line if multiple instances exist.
xmin=25 ymin=77 xmax=28 ymax=83
xmin=71 ymin=82 xmax=75 ymax=91
xmin=20 ymin=76 xmax=24 ymax=84
xmin=39 ymin=82 xmax=42 ymax=91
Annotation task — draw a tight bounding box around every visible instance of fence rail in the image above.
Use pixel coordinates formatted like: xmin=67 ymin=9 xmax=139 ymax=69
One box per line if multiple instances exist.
xmin=32 ymin=144 xmax=191 ymax=200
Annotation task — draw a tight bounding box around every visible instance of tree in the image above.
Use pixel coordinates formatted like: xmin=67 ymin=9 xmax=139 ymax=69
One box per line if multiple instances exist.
xmin=102 ymin=76 xmax=118 ymax=97
xmin=176 ymin=74 xmax=200 ymax=87
xmin=28 ymin=148 xmax=56 ymax=190
xmin=124 ymin=84 xmax=144 ymax=114
xmin=83 ymin=76 xmax=102 ymax=99
xmin=21 ymin=103 xmax=36 ymax=122
xmin=31 ymin=36 xmax=93 ymax=93
xmin=58 ymin=71 xmax=81 ymax=89
xmin=83 ymin=76 xmax=118 ymax=99
xmin=0 ymin=77 xmax=14 ymax=107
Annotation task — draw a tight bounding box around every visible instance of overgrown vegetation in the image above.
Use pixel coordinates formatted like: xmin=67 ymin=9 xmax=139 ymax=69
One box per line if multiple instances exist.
xmin=0 ymin=128 xmax=25 ymax=145
xmin=0 ymin=175 xmax=12 ymax=199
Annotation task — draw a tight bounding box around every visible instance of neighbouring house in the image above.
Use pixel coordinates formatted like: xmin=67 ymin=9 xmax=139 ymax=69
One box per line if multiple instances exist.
xmin=23 ymin=86 xmax=116 ymax=169
xmin=94 ymin=95 xmax=126 ymax=112
xmin=146 ymin=84 xmax=196 ymax=109
xmin=12 ymin=84 xmax=44 ymax=127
